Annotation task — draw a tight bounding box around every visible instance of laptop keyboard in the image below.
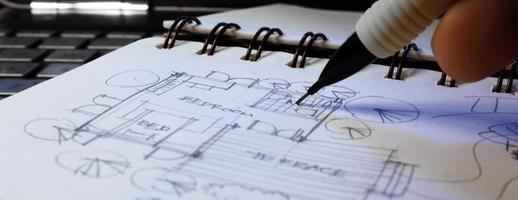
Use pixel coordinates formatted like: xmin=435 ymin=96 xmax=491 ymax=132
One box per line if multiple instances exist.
xmin=0 ymin=30 xmax=160 ymax=100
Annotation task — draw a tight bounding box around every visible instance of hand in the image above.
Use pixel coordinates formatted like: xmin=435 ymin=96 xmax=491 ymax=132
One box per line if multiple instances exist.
xmin=432 ymin=0 xmax=518 ymax=82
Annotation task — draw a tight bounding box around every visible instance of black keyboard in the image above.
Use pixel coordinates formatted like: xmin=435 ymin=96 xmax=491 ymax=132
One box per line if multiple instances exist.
xmin=0 ymin=30 xmax=163 ymax=100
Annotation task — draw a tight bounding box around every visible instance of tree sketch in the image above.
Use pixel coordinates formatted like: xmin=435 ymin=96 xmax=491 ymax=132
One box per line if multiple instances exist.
xmin=55 ymin=151 xmax=130 ymax=178
xmin=132 ymin=167 xmax=197 ymax=196
xmin=344 ymin=96 xmax=420 ymax=123
xmin=325 ymin=117 xmax=372 ymax=140
xmin=21 ymin=69 xmax=518 ymax=200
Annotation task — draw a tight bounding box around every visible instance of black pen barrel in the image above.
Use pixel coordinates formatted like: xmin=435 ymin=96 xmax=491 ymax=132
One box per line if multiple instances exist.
xmin=298 ymin=32 xmax=378 ymax=104
xmin=315 ymin=32 xmax=377 ymax=89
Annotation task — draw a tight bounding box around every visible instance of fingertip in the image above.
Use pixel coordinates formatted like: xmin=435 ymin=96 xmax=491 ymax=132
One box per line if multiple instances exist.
xmin=432 ymin=0 xmax=518 ymax=83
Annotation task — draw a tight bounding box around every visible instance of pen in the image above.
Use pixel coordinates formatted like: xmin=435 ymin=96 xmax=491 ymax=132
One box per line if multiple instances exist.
xmin=296 ymin=0 xmax=454 ymax=105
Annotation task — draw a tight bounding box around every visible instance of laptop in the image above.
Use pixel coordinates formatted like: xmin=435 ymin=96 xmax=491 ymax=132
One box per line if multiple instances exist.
xmin=0 ymin=0 xmax=374 ymax=101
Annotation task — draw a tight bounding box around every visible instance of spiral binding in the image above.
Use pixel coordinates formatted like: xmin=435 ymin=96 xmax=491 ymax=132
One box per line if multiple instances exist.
xmin=385 ymin=43 xmax=418 ymax=80
xmin=161 ymin=19 xmax=467 ymax=87
xmin=437 ymin=72 xmax=457 ymax=87
xmin=163 ymin=16 xmax=201 ymax=49
xmin=289 ymin=32 xmax=328 ymax=68
xmin=492 ymin=60 xmax=517 ymax=93
xmin=242 ymin=27 xmax=283 ymax=61
xmin=197 ymin=22 xmax=241 ymax=56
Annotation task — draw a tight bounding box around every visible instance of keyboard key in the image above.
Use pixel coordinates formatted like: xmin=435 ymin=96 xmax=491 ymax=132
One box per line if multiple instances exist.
xmin=39 ymin=38 xmax=88 ymax=49
xmin=0 ymin=62 xmax=40 ymax=77
xmin=88 ymin=38 xmax=135 ymax=50
xmin=44 ymin=49 xmax=97 ymax=63
xmin=153 ymin=32 xmax=166 ymax=37
xmin=61 ymin=30 xmax=101 ymax=38
xmin=37 ymin=62 xmax=81 ymax=78
xmin=106 ymin=31 xmax=145 ymax=39
xmin=0 ymin=79 xmax=44 ymax=95
xmin=0 ymin=29 xmax=13 ymax=37
xmin=37 ymin=63 xmax=81 ymax=78
xmin=16 ymin=30 xmax=55 ymax=37
xmin=0 ymin=49 xmax=47 ymax=62
xmin=0 ymin=37 xmax=40 ymax=48
xmin=97 ymin=49 xmax=113 ymax=56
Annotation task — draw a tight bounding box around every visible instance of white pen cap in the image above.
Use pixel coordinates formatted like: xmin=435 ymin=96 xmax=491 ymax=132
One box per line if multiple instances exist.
xmin=355 ymin=0 xmax=454 ymax=58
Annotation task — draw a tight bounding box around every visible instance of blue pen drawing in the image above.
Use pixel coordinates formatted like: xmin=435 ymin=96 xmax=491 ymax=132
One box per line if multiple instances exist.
xmin=412 ymin=99 xmax=518 ymax=200
xmin=434 ymin=96 xmax=518 ymax=118
xmin=477 ymin=121 xmax=518 ymax=199
xmin=479 ymin=122 xmax=518 ymax=149
xmin=23 ymin=69 xmax=518 ymax=200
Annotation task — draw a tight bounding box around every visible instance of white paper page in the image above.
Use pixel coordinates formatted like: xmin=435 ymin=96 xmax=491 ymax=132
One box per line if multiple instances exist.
xmin=0 ymin=37 xmax=517 ymax=200
xmin=163 ymin=4 xmax=437 ymax=61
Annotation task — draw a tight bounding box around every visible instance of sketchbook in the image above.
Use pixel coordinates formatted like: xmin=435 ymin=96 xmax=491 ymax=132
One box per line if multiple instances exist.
xmin=0 ymin=4 xmax=518 ymax=200
xmin=162 ymin=4 xmax=439 ymax=62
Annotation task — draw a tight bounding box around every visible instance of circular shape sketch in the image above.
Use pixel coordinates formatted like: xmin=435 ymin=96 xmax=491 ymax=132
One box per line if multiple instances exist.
xmin=25 ymin=118 xmax=77 ymax=143
xmin=55 ymin=151 xmax=130 ymax=178
xmin=105 ymin=70 xmax=160 ymax=88
xmin=325 ymin=118 xmax=372 ymax=140
xmin=316 ymin=85 xmax=356 ymax=100
xmin=257 ymin=78 xmax=290 ymax=90
xmin=132 ymin=167 xmax=197 ymax=196
xmin=287 ymin=81 xmax=313 ymax=94
xmin=345 ymin=96 xmax=420 ymax=123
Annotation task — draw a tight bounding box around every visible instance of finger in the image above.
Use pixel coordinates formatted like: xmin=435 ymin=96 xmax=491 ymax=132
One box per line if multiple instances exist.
xmin=432 ymin=0 xmax=518 ymax=82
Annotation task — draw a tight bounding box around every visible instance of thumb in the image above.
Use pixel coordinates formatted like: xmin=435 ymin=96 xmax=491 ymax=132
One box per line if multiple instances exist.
xmin=432 ymin=0 xmax=518 ymax=83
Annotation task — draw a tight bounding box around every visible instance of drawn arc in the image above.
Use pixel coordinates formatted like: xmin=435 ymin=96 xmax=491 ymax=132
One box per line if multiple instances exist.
xmin=344 ymin=96 xmax=420 ymax=124
xmin=105 ymin=70 xmax=160 ymax=88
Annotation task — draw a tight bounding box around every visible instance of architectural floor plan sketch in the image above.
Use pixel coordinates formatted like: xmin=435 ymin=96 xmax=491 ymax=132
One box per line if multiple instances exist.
xmin=21 ymin=67 xmax=518 ymax=200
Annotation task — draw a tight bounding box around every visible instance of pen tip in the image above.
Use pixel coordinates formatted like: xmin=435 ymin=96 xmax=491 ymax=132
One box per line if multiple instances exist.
xmin=295 ymin=93 xmax=310 ymax=105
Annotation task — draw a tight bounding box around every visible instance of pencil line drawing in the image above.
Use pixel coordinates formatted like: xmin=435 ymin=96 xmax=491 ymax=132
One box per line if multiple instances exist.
xmin=495 ymin=176 xmax=518 ymax=200
xmin=22 ymin=69 xmax=518 ymax=200
xmin=203 ymin=183 xmax=290 ymax=200
xmin=413 ymin=138 xmax=485 ymax=183
xmin=105 ymin=70 xmax=160 ymax=88
xmin=344 ymin=96 xmax=420 ymax=123
xmin=434 ymin=96 xmax=518 ymax=118
xmin=55 ymin=151 xmax=130 ymax=178
xmin=24 ymin=69 xmax=416 ymax=199
xmin=131 ymin=167 xmax=197 ymax=196
xmin=479 ymin=122 xmax=518 ymax=149
xmin=325 ymin=117 xmax=372 ymax=140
